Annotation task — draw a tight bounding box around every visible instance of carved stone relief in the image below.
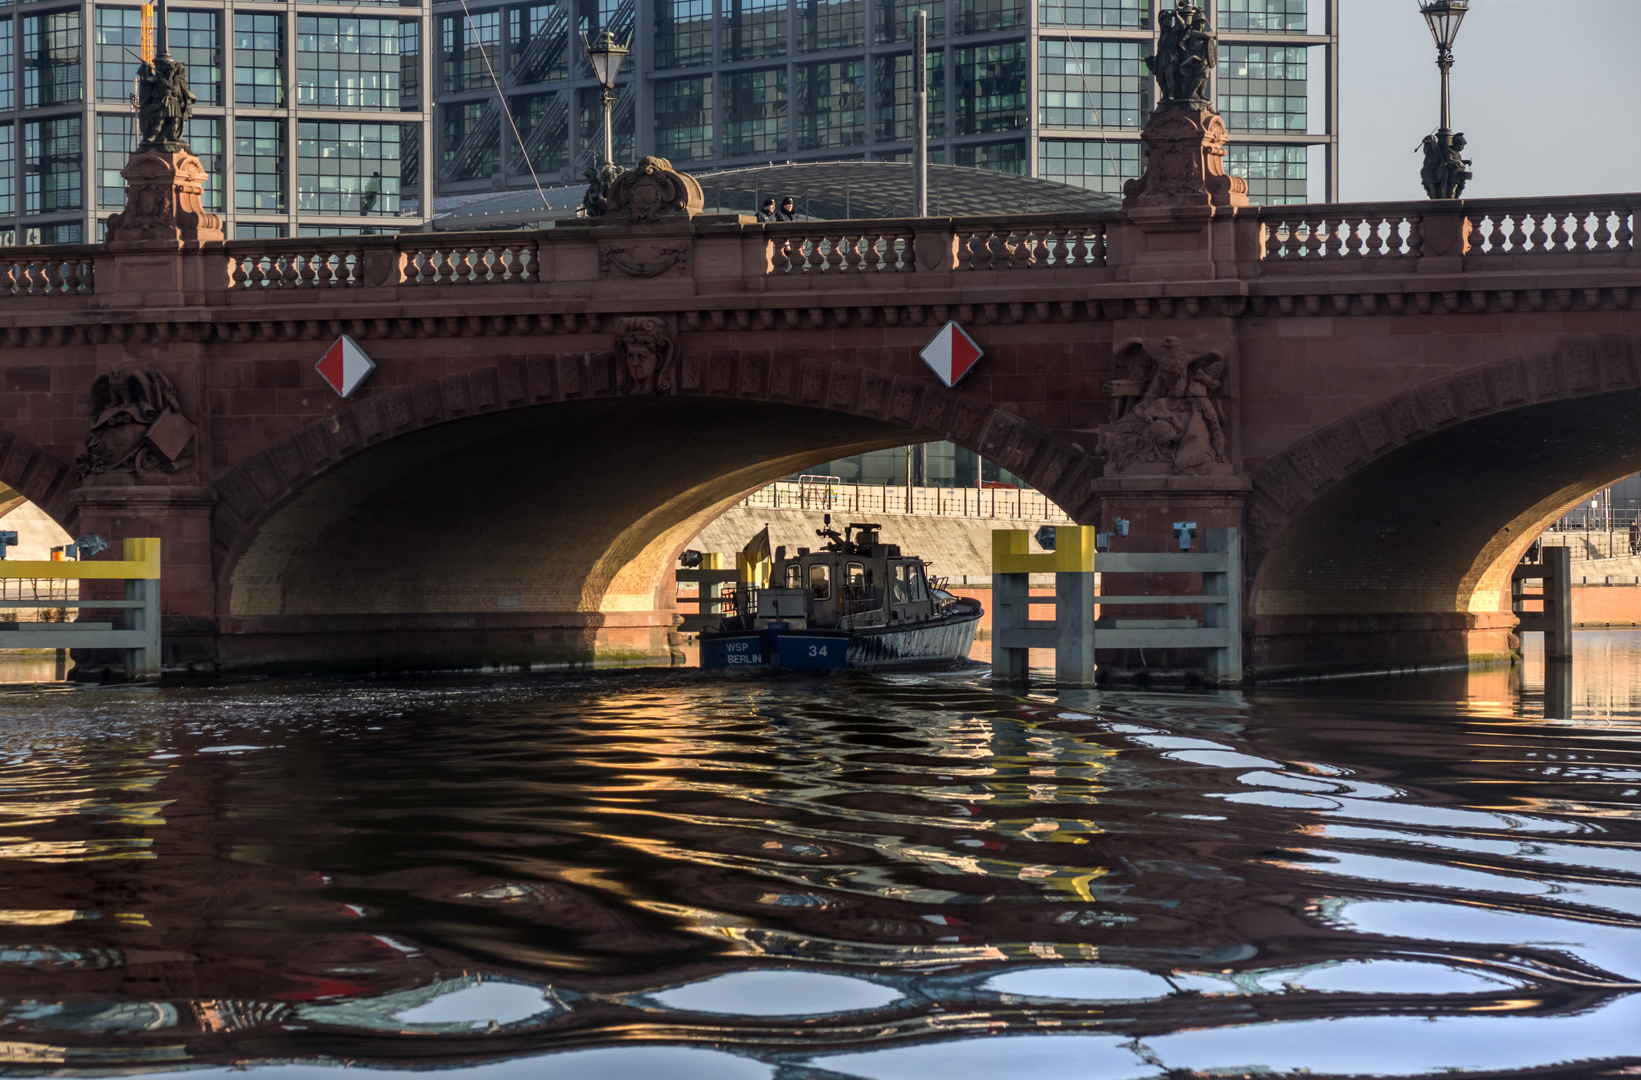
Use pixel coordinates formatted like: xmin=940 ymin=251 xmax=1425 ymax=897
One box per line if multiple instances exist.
xmin=1096 ymin=337 xmax=1231 ymax=476
xmin=76 ymin=369 xmax=198 ymax=479
xmin=599 ymin=240 xmax=690 ymax=277
xmin=614 ymin=316 xmax=678 ymax=395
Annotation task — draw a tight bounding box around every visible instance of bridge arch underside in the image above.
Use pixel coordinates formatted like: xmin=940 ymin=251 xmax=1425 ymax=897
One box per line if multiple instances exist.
xmin=1250 ymin=389 xmax=1641 ymax=677
xmin=220 ymin=397 xmax=923 ymax=672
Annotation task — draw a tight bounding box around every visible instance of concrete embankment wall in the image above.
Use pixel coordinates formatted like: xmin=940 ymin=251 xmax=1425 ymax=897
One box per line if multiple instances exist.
xmin=689 ymin=508 xmax=1066 ymax=583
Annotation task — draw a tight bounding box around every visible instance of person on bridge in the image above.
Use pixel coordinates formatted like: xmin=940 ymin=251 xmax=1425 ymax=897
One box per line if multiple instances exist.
xmin=776 ymin=197 xmax=797 ymax=221
xmin=1629 ymin=519 xmax=1638 ymax=555
xmin=756 ymin=197 xmax=777 ymax=222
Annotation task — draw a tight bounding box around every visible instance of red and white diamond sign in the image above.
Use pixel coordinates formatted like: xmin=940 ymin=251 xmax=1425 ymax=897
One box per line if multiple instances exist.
xmin=316 ymin=334 xmax=376 ymax=398
xmin=919 ymin=321 xmax=983 ymax=388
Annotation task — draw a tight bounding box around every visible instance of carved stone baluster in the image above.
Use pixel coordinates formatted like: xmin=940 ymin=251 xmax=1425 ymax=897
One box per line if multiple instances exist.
xmin=1342 ymin=216 xmax=1364 ymax=258
xmin=298 ymin=253 xmax=317 ymax=286
xmin=1066 ymin=226 xmax=1088 ymax=266
xmin=281 ymin=255 xmax=301 ymax=288
xmin=61 ymin=260 xmax=81 ymax=292
xmin=1592 ymin=208 xmax=1615 ymax=251
xmin=43 ymin=261 xmax=63 ymax=293
xmin=1529 ymin=212 xmax=1551 ymax=252
xmin=1571 ymin=211 xmax=1592 ymax=251
xmin=1090 ymin=223 xmax=1108 ymax=266
xmin=522 ymin=242 xmax=541 ymax=280
xmin=230 ymin=254 xmax=248 ymax=288
xmin=843 ymin=234 xmax=864 ymax=271
xmin=80 ymin=259 xmax=94 ymax=293
xmin=1616 ymin=206 xmax=1635 ymax=254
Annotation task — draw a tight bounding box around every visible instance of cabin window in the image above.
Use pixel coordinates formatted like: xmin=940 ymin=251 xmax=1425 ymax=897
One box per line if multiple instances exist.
xmin=910 ymin=564 xmax=929 ymax=602
xmin=809 ymin=562 xmax=831 ymax=600
xmin=784 ymin=562 xmax=802 ymax=589
xmin=892 ymin=563 xmax=913 ymax=605
xmin=845 ymin=562 xmax=865 ymax=587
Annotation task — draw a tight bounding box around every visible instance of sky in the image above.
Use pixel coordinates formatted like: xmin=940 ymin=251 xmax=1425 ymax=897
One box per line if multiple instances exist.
xmin=1336 ymin=0 xmax=1641 ymax=202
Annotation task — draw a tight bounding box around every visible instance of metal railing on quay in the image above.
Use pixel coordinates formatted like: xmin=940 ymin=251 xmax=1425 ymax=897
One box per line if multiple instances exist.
xmin=738 ymin=479 xmax=1074 ymax=522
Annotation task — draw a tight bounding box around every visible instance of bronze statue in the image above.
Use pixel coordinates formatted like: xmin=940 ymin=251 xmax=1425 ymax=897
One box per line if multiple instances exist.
xmin=1420 ymin=132 xmax=1471 ymax=200
xmin=135 ymin=56 xmax=195 ymax=154
xmin=1148 ymin=1 xmax=1215 ymax=110
xmin=582 ymin=161 xmax=619 ymax=218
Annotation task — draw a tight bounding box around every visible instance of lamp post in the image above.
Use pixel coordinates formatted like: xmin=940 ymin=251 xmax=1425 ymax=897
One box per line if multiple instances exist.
xmin=582 ymin=28 xmax=630 ymax=170
xmin=1418 ymin=0 xmax=1469 ymax=198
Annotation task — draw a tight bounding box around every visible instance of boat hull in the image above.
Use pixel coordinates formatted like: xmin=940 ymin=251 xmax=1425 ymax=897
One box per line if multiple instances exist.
xmin=700 ymin=607 xmax=981 ymax=671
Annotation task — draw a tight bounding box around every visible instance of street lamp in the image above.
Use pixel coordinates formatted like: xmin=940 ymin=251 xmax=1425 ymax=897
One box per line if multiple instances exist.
xmin=1420 ymin=0 xmax=1467 ymax=138
xmin=582 ymin=28 xmax=630 ymax=170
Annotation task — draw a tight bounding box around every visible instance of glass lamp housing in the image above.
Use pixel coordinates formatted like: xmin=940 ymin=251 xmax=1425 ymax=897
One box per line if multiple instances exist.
xmin=584 ymin=30 xmax=629 ymax=89
xmin=1419 ymin=0 xmax=1468 ymax=50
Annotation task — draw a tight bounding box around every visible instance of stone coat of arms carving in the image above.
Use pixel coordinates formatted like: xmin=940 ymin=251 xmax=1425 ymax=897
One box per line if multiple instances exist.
xmin=1097 ymin=337 xmax=1231 ymax=476
xmin=614 ymin=317 xmax=678 ymax=395
xmin=75 ymin=369 xmax=198 ymax=479
xmin=606 ymin=156 xmax=705 ymax=224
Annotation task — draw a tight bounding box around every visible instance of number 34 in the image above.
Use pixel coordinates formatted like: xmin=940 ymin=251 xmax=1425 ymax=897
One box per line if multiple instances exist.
xmin=808 ymin=645 xmax=828 ymax=657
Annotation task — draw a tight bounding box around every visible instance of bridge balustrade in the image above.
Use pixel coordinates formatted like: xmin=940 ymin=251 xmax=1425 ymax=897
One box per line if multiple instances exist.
xmin=0 ymin=193 xmax=1632 ymax=303
xmin=0 ymin=246 xmax=96 ymax=296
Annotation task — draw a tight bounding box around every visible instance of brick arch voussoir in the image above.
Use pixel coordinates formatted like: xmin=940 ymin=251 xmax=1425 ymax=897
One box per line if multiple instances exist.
xmin=208 ymin=356 xmax=1105 ymax=584
xmin=1243 ymin=334 xmax=1641 ymax=584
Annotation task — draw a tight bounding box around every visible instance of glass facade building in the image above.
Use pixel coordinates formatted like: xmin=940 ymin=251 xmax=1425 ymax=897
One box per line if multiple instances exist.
xmin=0 ymin=0 xmax=432 ymax=245
xmin=431 ymin=0 xmax=1335 ymax=205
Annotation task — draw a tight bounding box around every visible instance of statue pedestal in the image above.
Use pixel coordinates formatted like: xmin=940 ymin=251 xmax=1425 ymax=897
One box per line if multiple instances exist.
xmin=99 ymin=148 xmax=228 ymax=306
xmin=1122 ymin=107 xmax=1249 ymax=211
xmin=104 ymin=149 xmax=224 ymax=244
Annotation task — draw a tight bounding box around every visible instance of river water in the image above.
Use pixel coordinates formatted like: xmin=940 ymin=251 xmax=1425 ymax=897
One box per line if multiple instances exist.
xmin=3 ymin=635 xmax=1641 ymax=1079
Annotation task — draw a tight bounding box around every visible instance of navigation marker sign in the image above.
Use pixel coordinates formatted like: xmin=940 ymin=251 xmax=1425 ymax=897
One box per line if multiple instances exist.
xmin=919 ymin=321 xmax=983 ymax=388
xmin=316 ymin=335 xmax=376 ymax=398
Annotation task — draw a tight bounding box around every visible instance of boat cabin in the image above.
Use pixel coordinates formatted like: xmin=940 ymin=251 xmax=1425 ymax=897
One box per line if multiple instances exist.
xmin=753 ymin=523 xmax=937 ymax=631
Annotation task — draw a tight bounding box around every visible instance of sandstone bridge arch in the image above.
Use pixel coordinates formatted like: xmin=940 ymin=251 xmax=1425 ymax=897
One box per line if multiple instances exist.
xmin=1243 ymin=335 xmax=1641 ymax=674
xmin=204 ymin=357 xmax=1099 ymax=671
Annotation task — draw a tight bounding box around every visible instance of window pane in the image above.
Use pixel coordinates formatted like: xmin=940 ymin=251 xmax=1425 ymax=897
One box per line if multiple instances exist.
xmin=1224 ymin=141 xmax=1307 ymax=204
xmin=510 ymin=90 xmax=568 ymax=175
xmin=298 ymin=119 xmax=401 ymax=215
xmin=1037 ymin=39 xmax=1148 ymax=129
xmin=233 ymin=12 xmax=284 ymax=106
xmin=722 ymin=67 xmax=785 ymax=157
xmin=1217 ymin=0 xmax=1308 ymax=33
xmin=1217 ymin=43 xmax=1307 ymax=133
xmin=873 ymin=51 xmax=943 ymax=142
xmin=297 ymin=15 xmax=407 ymax=110
xmin=794 ymin=59 xmax=862 ymax=151
xmin=440 ymin=100 xmax=498 ymax=180
xmin=440 ymin=9 xmax=498 ymax=92
xmin=655 ymin=0 xmax=711 ymax=69
xmin=797 ymin=0 xmax=864 ymax=52
xmin=1038 ymin=136 xmax=1140 ymax=193
xmin=24 ymin=115 xmax=81 ymax=213
xmin=24 ymin=10 xmax=83 ymax=108
xmin=170 ymin=9 xmax=221 ymax=105
xmin=876 ymin=0 xmax=943 ymax=45
xmin=653 ymin=75 xmax=711 ymax=162
xmin=234 ymin=117 xmax=285 ymax=212
xmin=508 ymin=3 xmax=566 ymax=84
xmin=955 ymin=40 xmax=1026 ymax=135
xmin=1039 ymin=0 xmax=1146 ymax=29
xmin=722 ymin=0 xmax=785 ymax=62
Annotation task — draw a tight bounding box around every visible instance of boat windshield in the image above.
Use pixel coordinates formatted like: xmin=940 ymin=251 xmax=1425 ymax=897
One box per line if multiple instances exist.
xmin=784 ymin=563 xmax=802 ymax=588
xmin=845 ymin=562 xmax=865 ymax=587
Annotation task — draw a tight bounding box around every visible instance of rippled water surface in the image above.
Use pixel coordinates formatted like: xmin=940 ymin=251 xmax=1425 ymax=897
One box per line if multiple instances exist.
xmin=4 ymin=635 xmax=1641 ymax=1078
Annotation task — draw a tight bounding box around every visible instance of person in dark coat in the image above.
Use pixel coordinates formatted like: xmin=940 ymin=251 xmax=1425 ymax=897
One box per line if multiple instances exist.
xmin=755 ymin=197 xmax=777 ymax=222
xmin=776 ymin=196 xmax=797 ymax=221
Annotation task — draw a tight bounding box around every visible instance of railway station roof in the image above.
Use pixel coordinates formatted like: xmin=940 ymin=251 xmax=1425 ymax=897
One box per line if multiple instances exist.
xmin=432 ymin=161 xmax=1121 ymax=231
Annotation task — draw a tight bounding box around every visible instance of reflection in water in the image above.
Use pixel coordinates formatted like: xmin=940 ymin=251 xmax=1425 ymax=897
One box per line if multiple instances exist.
xmin=1 ymin=635 xmax=1641 ymax=1076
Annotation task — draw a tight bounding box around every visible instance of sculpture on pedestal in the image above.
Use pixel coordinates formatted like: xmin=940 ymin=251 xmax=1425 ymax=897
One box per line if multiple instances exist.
xmin=1097 ymin=337 xmax=1230 ymax=476
xmin=103 ymin=14 xmax=223 ymax=243
xmin=1122 ymin=1 xmax=1247 ymax=210
xmin=75 ymin=370 xmax=198 ymax=480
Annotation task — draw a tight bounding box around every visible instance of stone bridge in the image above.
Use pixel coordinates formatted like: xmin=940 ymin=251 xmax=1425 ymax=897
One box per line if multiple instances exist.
xmin=2 ymin=185 xmax=1639 ymax=677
